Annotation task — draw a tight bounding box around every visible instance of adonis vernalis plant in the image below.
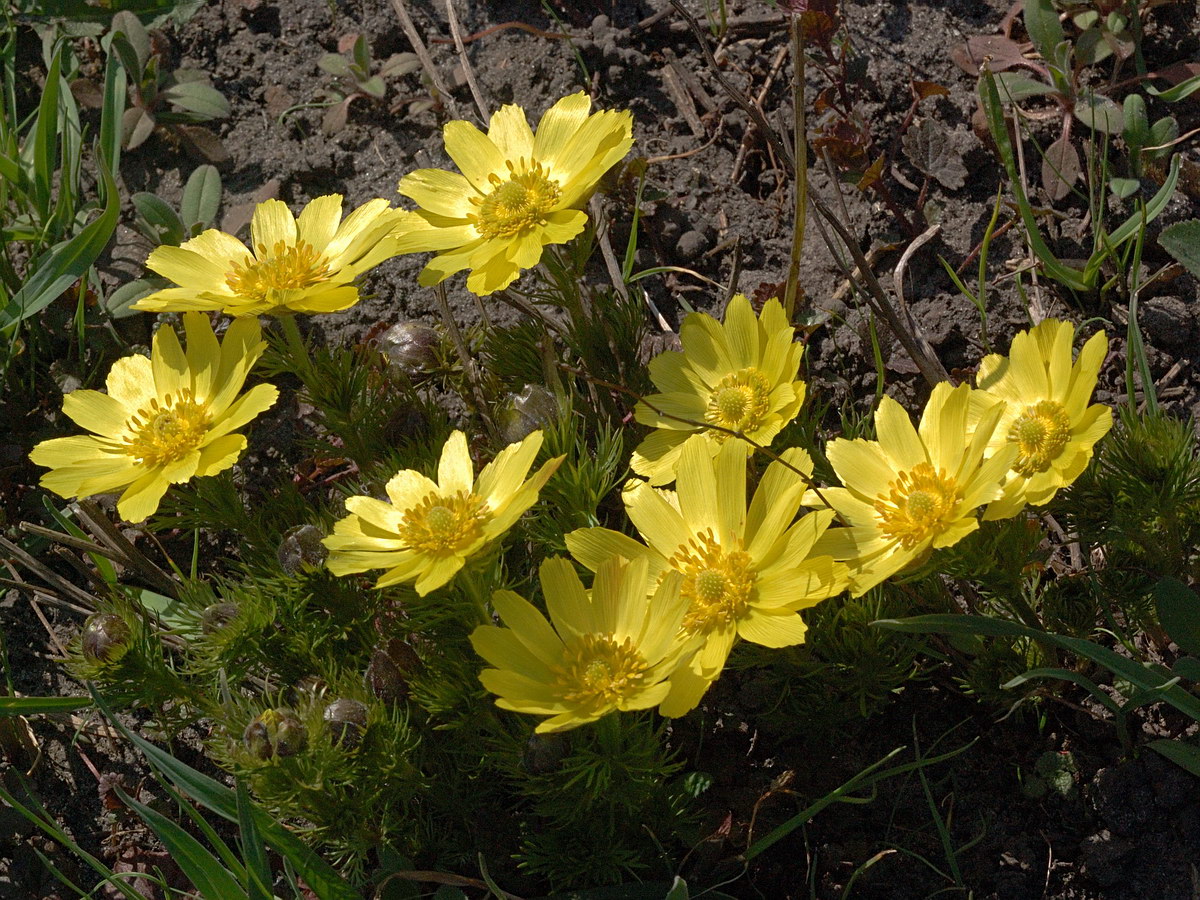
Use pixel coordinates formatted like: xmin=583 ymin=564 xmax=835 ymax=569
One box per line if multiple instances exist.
xmin=471 ymin=556 xmax=698 ymax=732
xmin=814 ymin=382 xmax=1017 ymax=595
xmin=323 ymin=430 xmax=563 ymax=595
xmin=135 ymin=195 xmax=408 ymax=316
xmin=631 ymin=294 xmax=806 ymax=486
xmin=392 ymin=92 xmax=634 ymax=296
xmin=30 ymin=314 xmax=278 ymax=522
xmin=975 ymin=319 xmax=1113 ymax=520
xmin=569 ymin=436 xmax=847 ymax=715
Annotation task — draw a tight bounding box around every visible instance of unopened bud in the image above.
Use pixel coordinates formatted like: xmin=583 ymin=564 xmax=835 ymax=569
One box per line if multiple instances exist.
xmin=277 ymin=524 xmax=328 ymax=575
xmin=323 ymin=698 xmax=368 ymax=750
xmin=379 ymin=321 xmax=439 ymax=376
xmin=499 ymin=384 xmax=558 ymax=443
xmin=243 ymin=708 xmax=307 ymax=760
xmin=200 ymin=602 xmax=239 ymax=634
xmin=521 ymin=732 xmax=567 ymax=775
xmin=81 ymin=614 xmax=131 ymax=665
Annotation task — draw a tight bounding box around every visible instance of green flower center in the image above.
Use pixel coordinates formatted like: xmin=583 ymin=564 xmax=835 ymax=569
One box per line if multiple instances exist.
xmin=704 ymin=368 xmax=772 ymax=439
xmin=554 ymin=634 xmax=648 ymax=711
xmin=875 ymin=462 xmax=962 ymax=550
xmin=225 ymin=240 xmax=332 ymax=300
xmin=398 ymin=491 xmax=488 ymax=555
xmin=123 ymin=389 xmax=211 ymax=466
xmin=472 ymin=161 xmax=561 ymax=240
xmin=1009 ymin=400 xmax=1072 ymax=476
xmin=671 ymin=530 xmax=756 ymax=633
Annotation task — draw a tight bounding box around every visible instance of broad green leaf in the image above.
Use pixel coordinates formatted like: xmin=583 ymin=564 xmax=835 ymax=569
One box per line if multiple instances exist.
xmin=122 ymin=105 xmax=155 ymax=149
xmin=0 ymin=162 xmax=119 ymax=329
xmin=161 ymin=81 xmax=230 ymax=120
xmin=103 ymin=278 xmax=158 ymax=318
xmin=236 ymin=781 xmax=272 ymax=900
xmin=30 ymin=47 xmax=63 ymax=218
xmin=1105 ymin=154 xmax=1180 ymax=247
xmin=116 ymin=787 xmax=247 ymax=900
xmin=92 ymin=692 xmax=359 ymax=900
xmin=1147 ymin=71 xmax=1200 ymax=103
xmin=317 ymin=54 xmax=350 ymax=76
xmin=1148 ymin=739 xmax=1200 ymax=777
xmin=992 ymin=73 xmax=1056 ymax=101
xmin=98 ymin=51 xmax=126 ymax=177
xmin=1074 ymin=92 xmax=1124 ymax=133
xmin=1109 ymin=177 xmax=1140 ymax=199
xmin=110 ymin=10 xmax=150 ymax=71
xmin=134 ymin=588 xmax=193 ymax=632
xmin=1153 ymin=577 xmax=1200 ymax=657
xmin=1159 ymin=220 xmax=1200 ymax=278
xmin=1173 ymin=656 xmax=1200 ymax=682
xmin=132 ymin=191 xmax=185 ymax=245
xmin=180 ymin=164 xmax=221 ymax=231
xmin=0 ymin=696 xmax=91 ymax=716
xmin=1024 ymin=0 xmax=1065 ymax=66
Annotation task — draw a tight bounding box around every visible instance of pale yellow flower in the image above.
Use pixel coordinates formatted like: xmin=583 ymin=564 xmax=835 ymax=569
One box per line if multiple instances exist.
xmin=323 ymin=431 xmax=563 ymax=595
xmin=568 ymin=436 xmax=847 ymax=716
xmin=30 ymin=314 xmax=278 ymax=522
xmin=631 ymin=294 xmax=806 ymax=486
xmin=135 ymin=195 xmax=407 ymax=316
xmin=393 ymin=92 xmax=634 ymax=296
xmin=974 ymin=319 xmax=1112 ymax=519
xmin=813 ymin=383 xmax=1017 ymax=595
xmin=471 ymin=556 xmax=697 ymax=732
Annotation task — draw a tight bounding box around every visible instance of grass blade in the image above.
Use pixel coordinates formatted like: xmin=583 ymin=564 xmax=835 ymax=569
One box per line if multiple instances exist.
xmin=0 ymin=696 xmax=91 ymax=715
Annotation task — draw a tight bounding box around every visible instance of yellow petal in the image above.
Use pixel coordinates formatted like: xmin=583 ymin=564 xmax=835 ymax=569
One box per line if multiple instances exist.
xmin=443 ymin=120 xmax=506 ymax=191
xmin=875 ymin=394 xmax=925 ymax=470
xmin=61 ymin=390 xmax=129 ymax=436
xmin=145 ymin=245 xmax=230 ymax=291
xmin=624 ymin=481 xmax=689 ymax=560
xmin=437 ymin=430 xmax=474 ymax=493
xmin=116 ymin=470 xmax=171 ymax=522
xmin=475 ymin=431 xmax=543 ymax=505
xmin=487 ymin=103 xmax=535 ymax=161
xmin=193 ymin=433 xmax=246 ymax=478
xmin=151 ymin=321 xmax=187 ymax=398
xmin=296 ymin=194 xmax=343 ymax=250
xmin=250 ymin=199 xmax=298 ymax=255
xmin=470 ymin=625 xmax=554 ymax=681
xmin=399 ymin=169 xmax=477 ymax=219
xmin=565 ymin=526 xmax=655 ymax=573
xmin=413 ymin=554 xmax=466 ymax=595
xmin=533 ymin=92 xmax=591 ymax=172
xmin=539 ymin=208 xmax=588 ymax=244
xmin=539 ymin=557 xmax=595 ymax=639
xmin=491 ymin=587 xmax=565 ymax=666
xmin=738 ymin=609 xmax=808 ymax=647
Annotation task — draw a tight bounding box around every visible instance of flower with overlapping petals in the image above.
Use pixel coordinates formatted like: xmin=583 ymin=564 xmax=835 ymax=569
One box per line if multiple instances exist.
xmin=974 ymin=319 xmax=1112 ymax=520
xmin=30 ymin=314 xmax=278 ymax=522
xmin=392 ymin=92 xmax=634 ymax=296
xmin=812 ymin=383 xmax=1017 ymax=595
xmin=323 ymin=431 xmax=563 ymax=595
xmin=135 ymin=195 xmax=407 ymax=316
xmin=631 ymin=294 xmax=806 ymax=486
xmin=471 ymin=556 xmax=698 ymax=732
xmin=567 ymin=436 xmax=847 ymax=716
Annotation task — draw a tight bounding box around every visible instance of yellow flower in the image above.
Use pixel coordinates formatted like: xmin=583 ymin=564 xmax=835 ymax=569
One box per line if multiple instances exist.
xmin=567 ymin=436 xmax=847 ymax=716
xmin=392 ymin=92 xmax=634 ymax=296
xmin=323 ymin=431 xmax=563 ymax=595
xmin=974 ymin=319 xmax=1112 ymax=519
xmin=470 ymin=556 xmax=697 ymax=732
xmin=631 ymin=294 xmax=806 ymax=486
xmin=30 ymin=314 xmax=278 ymax=522
xmin=814 ymin=382 xmax=1017 ymax=595
xmin=135 ymin=195 xmax=407 ymax=316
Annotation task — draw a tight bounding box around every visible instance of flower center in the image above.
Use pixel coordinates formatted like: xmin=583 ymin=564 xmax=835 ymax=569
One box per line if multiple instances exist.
xmin=225 ymin=240 xmax=333 ymax=301
xmin=704 ymin=368 xmax=772 ymax=439
xmin=397 ymin=491 xmax=488 ymax=555
xmin=670 ymin=530 xmax=756 ymax=633
xmin=874 ymin=462 xmax=962 ymax=550
xmin=123 ymin=389 xmax=211 ymax=466
xmin=1008 ymin=400 xmax=1072 ymax=476
xmin=471 ymin=161 xmax=561 ymax=240
xmin=553 ymin=633 xmax=648 ymax=711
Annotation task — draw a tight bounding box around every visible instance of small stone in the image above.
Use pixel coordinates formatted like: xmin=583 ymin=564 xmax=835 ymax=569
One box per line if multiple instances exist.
xmin=1140 ymin=296 xmax=1194 ymax=348
xmin=675 ymin=230 xmax=711 ymax=261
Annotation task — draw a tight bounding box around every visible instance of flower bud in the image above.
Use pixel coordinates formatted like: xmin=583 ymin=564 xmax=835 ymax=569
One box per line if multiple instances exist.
xmin=81 ymin=614 xmax=132 ymax=665
xmin=521 ymin=732 xmax=567 ymax=775
xmin=498 ymin=384 xmax=558 ymax=443
xmin=200 ymin=602 xmax=239 ymax=634
xmin=277 ymin=524 xmax=328 ymax=576
xmin=364 ymin=639 xmax=420 ymax=704
xmin=243 ymin=708 xmax=307 ymax=760
xmin=379 ymin=321 xmax=439 ymax=376
xmin=291 ymin=675 xmax=329 ymax=705
xmin=323 ymin=698 xmax=368 ymax=750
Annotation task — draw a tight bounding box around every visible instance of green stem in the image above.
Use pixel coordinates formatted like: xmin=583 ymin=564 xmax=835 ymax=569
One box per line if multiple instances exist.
xmin=278 ymin=314 xmax=313 ymax=386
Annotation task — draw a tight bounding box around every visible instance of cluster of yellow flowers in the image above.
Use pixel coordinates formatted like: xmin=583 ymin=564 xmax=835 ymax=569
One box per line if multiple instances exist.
xmin=31 ymin=93 xmax=633 ymax=520
xmin=28 ymin=92 xmax=1114 ymax=736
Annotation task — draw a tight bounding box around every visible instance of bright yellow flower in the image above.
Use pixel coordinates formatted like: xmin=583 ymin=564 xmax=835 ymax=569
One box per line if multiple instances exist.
xmin=631 ymin=294 xmax=806 ymax=486
xmin=567 ymin=436 xmax=847 ymax=716
xmin=471 ymin=556 xmax=698 ymax=732
xmin=974 ymin=319 xmax=1112 ymax=519
xmin=814 ymin=383 xmax=1017 ymax=595
xmin=392 ymin=92 xmax=634 ymax=296
xmin=323 ymin=431 xmax=563 ymax=596
xmin=135 ymin=195 xmax=407 ymax=316
xmin=30 ymin=314 xmax=278 ymax=523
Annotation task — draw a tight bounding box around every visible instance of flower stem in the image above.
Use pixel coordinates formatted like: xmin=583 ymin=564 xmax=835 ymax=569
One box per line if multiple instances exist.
xmin=278 ymin=314 xmax=314 ymax=387
xmin=783 ymin=14 xmax=807 ymax=321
